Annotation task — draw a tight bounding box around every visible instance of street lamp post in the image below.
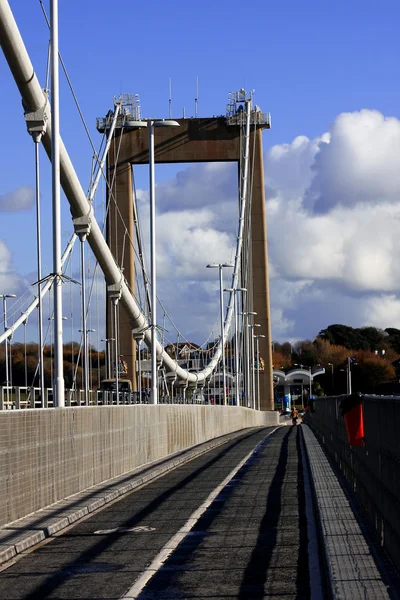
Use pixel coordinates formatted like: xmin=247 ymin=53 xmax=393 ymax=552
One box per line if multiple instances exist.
xmin=79 ymin=328 xmax=95 ymax=405
xmin=48 ymin=315 xmax=67 ymax=388
xmin=224 ymin=287 xmax=247 ymax=406
xmin=50 ymin=0 xmax=65 ymax=408
xmin=309 ymin=367 xmax=312 ymax=400
xmin=22 ymin=315 xmax=28 ymax=388
xmin=254 ymin=334 xmax=265 ymax=411
xmin=347 ymin=357 xmax=353 ymax=395
xmin=148 ymin=119 xmax=180 ymax=405
xmin=132 ymin=330 xmax=145 ymax=403
xmin=101 ymin=338 xmax=114 ymax=380
xmin=207 ymin=263 xmax=234 ymax=405
xmin=240 ymin=311 xmax=256 ymax=406
xmin=1 ymin=293 xmax=16 ymax=403
xmin=248 ymin=323 xmax=261 ymax=409
xmin=328 ymin=362 xmax=334 ymax=394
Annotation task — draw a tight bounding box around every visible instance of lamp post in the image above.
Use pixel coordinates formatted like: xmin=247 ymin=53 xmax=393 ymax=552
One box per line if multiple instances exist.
xmin=22 ymin=314 xmax=28 ymax=388
xmin=101 ymin=338 xmax=114 ymax=380
xmin=50 ymin=0 xmax=65 ymax=408
xmin=241 ymin=311 xmax=257 ymax=406
xmin=248 ymin=323 xmax=261 ymax=409
xmin=48 ymin=315 xmax=67 ymax=387
xmin=224 ymin=287 xmax=247 ymax=406
xmin=79 ymin=328 xmax=95 ymax=405
xmin=328 ymin=362 xmax=334 ymax=394
xmin=148 ymin=119 xmax=180 ymax=404
xmin=1 ymin=293 xmax=16 ymax=403
xmin=309 ymin=366 xmax=312 ymax=400
xmin=206 ymin=263 xmax=234 ymax=405
xmin=347 ymin=357 xmax=353 ymax=395
xmin=254 ymin=334 xmax=265 ymax=411
xmin=132 ymin=330 xmax=145 ymax=403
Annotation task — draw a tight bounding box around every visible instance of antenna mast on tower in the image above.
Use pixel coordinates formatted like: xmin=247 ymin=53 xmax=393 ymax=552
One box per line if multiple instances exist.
xmin=169 ymin=77 xmax=172 ymax=118
xmin=195 ymin=76 xmax=198 ymax=117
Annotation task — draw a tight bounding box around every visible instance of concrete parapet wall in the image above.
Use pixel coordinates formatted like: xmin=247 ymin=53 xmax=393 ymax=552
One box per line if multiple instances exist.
xmin=0 ymin=405 xmax=278 ymax=527
xmin=307 ymin=395 xmax=400 ymax=571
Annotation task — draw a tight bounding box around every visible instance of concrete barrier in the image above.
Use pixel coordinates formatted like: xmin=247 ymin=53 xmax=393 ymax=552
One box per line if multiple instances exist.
xmin=0 ymin=405 xmax=278 ymax=527
xmin=307 ymin=395 xmax=400 ymax=571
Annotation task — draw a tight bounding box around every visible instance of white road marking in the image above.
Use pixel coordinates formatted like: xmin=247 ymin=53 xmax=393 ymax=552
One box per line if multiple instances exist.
xmin=94 ymin=526 xmax=156 ymax=535
xmin=120 ymin=427 xmax=280 ymax=599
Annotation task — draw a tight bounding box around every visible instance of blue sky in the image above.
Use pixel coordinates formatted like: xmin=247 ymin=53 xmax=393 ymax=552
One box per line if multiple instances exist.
xmin=1 ymin=0 xmax=400 ymax=346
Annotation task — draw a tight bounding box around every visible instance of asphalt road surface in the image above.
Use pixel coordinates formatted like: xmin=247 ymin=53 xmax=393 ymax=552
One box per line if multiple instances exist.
xmin=0 ymin=425 xmax=323 ymax=599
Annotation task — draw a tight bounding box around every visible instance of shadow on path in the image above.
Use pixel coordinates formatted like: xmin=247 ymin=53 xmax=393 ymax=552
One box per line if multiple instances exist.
xmin=17 ymin=428 xmax=268 ymax=600
xmin=238 ymin=427 xmax=292 ymax=599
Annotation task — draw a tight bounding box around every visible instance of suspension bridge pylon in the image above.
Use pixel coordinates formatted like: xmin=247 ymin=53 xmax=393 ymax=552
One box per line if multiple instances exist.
xmin=104 ymin=104 xmax=274 ymax=410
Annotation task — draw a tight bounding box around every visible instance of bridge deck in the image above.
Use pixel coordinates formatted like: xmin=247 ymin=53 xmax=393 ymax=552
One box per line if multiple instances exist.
xmin=0 ymin=425 xmax=399 ymax=599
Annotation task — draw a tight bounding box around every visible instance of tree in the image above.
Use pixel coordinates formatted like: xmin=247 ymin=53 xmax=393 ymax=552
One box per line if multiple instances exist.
xmin=352 ymin=354 xmax=396 ymax=392
xmin=318 ymin=324 xmax=368 ymax=350
xmin=292 ymin=340 xmax=318 ymax=365
xmin=272 ymin=351 xmax=291 ymax=370
xmin=356 ymin=327 xmax=386 ymax=351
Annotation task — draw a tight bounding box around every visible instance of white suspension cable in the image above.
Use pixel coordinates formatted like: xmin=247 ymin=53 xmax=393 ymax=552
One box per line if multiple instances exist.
xmin=0 ymin=0 xmax=253 ymax=386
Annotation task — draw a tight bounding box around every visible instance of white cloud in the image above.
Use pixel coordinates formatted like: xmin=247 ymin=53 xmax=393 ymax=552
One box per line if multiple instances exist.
xmin=361 ymin=295 xmax=400 ymax=330
xmin=156 ymin=209 xmax=235 ymax=278
xmin=0 ymin=241 xmax=21 ymax=291
xmin=305 ymin=110 xmax=400 ymax=212
xmin=0 ymin=186 xmax=35 ymax=212
xmin=131 ymin=109 xmax=400 ymax=344
xmin=0 ymin=240 xmax=29 ymax=331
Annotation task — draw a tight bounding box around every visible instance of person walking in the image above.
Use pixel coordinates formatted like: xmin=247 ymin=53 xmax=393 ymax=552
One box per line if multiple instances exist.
xmin=291 ymin=406 xmax=298 ymax=426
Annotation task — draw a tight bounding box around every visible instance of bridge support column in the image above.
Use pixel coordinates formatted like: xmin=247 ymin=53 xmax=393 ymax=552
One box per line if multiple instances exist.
xmin=106 ymin=158 xmax=136 ymax=388
xmin=250 ymin=130 xmax=274 ymax=411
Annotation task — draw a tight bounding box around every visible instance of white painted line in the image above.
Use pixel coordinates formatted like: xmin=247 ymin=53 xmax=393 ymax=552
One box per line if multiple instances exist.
xmin=120 ymin=427 xmax=280 ymax=599
xmin=94 ymin=526 xmax=156 ymax=535
xmin=299 ymin=427 xmax=325 ymax=600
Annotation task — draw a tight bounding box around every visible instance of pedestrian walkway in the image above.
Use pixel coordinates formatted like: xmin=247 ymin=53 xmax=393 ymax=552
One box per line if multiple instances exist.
xmin=302 ymin=424 xmax=400 ymax=600
xmin=0 ymin=425 xmax=398 ymax=599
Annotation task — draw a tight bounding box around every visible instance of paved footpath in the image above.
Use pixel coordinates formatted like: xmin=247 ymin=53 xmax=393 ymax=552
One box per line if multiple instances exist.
xmin=0 ymin=425 xmax=399 ymax=599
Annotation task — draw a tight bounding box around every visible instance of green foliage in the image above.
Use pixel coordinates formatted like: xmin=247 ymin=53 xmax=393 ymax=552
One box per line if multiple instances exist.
xmin=312 ymin=381 xmax=324 ymax=397
xmin=318 ymin=324 xmax=387 ymax=352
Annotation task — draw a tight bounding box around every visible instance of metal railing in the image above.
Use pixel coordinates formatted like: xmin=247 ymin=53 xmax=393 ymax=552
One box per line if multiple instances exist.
xmin=0 ymin=385 xmax=241 ymax=409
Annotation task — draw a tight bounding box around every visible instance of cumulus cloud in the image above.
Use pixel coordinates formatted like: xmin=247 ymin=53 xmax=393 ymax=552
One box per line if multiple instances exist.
xmin=0 ymin=186 xmax=35 ymax=212
xmin=266 ymin=110 xmax=400 ymax=292
xmin=133 ymin=109 xmax=400 ymax=343
xmin=361 ymin=295 xmax=400 ymax=330
xmin=305 ymin=110 xmax=400 ymax=212
xmin=262 ymin=109 xmax=400 ymax=339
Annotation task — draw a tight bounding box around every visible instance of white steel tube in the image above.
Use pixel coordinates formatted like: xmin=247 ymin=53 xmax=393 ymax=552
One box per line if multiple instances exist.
xmin=23 ymin=319 xmax=27 ymax=387
xmin=138 ymin=339 xmax=142 ymax=402
xmin=251 ymin=330 xmax=255 ymax=409
xmin=245 ymin=315 xmax=250 ymax=406
xmin=219 ymin=267 xmax=226 ymax=405
xmin=88 ymin=103 xmax=121 ymax=203
xmin=256 ymin=336 xmax=260 ymax=411
xmin=0 ymin=0 xmax=247 ymax=386
xmin=34 ymin=142 xmax=45 ymax=401
xmin=81 ymin=240 xmax=88 ymax=405
xmin=50 ymin=0 xmax=64 ymax=407
xmin=3 ymin=298 xmax=9 ymax=403
xmin=113 ymin=301 xmax=119 ymax=404
xmin=149 ymin=121 xmax=158 ymax=405
xmin=107 ymin=341 xmax=111 ymax=379
xmin=234 ymin=293 xmax=239 ymax=406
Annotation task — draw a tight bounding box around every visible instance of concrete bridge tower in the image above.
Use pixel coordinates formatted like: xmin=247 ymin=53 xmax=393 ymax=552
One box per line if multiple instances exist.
xmin=102 ymin=95 xmax=274 ymax=410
